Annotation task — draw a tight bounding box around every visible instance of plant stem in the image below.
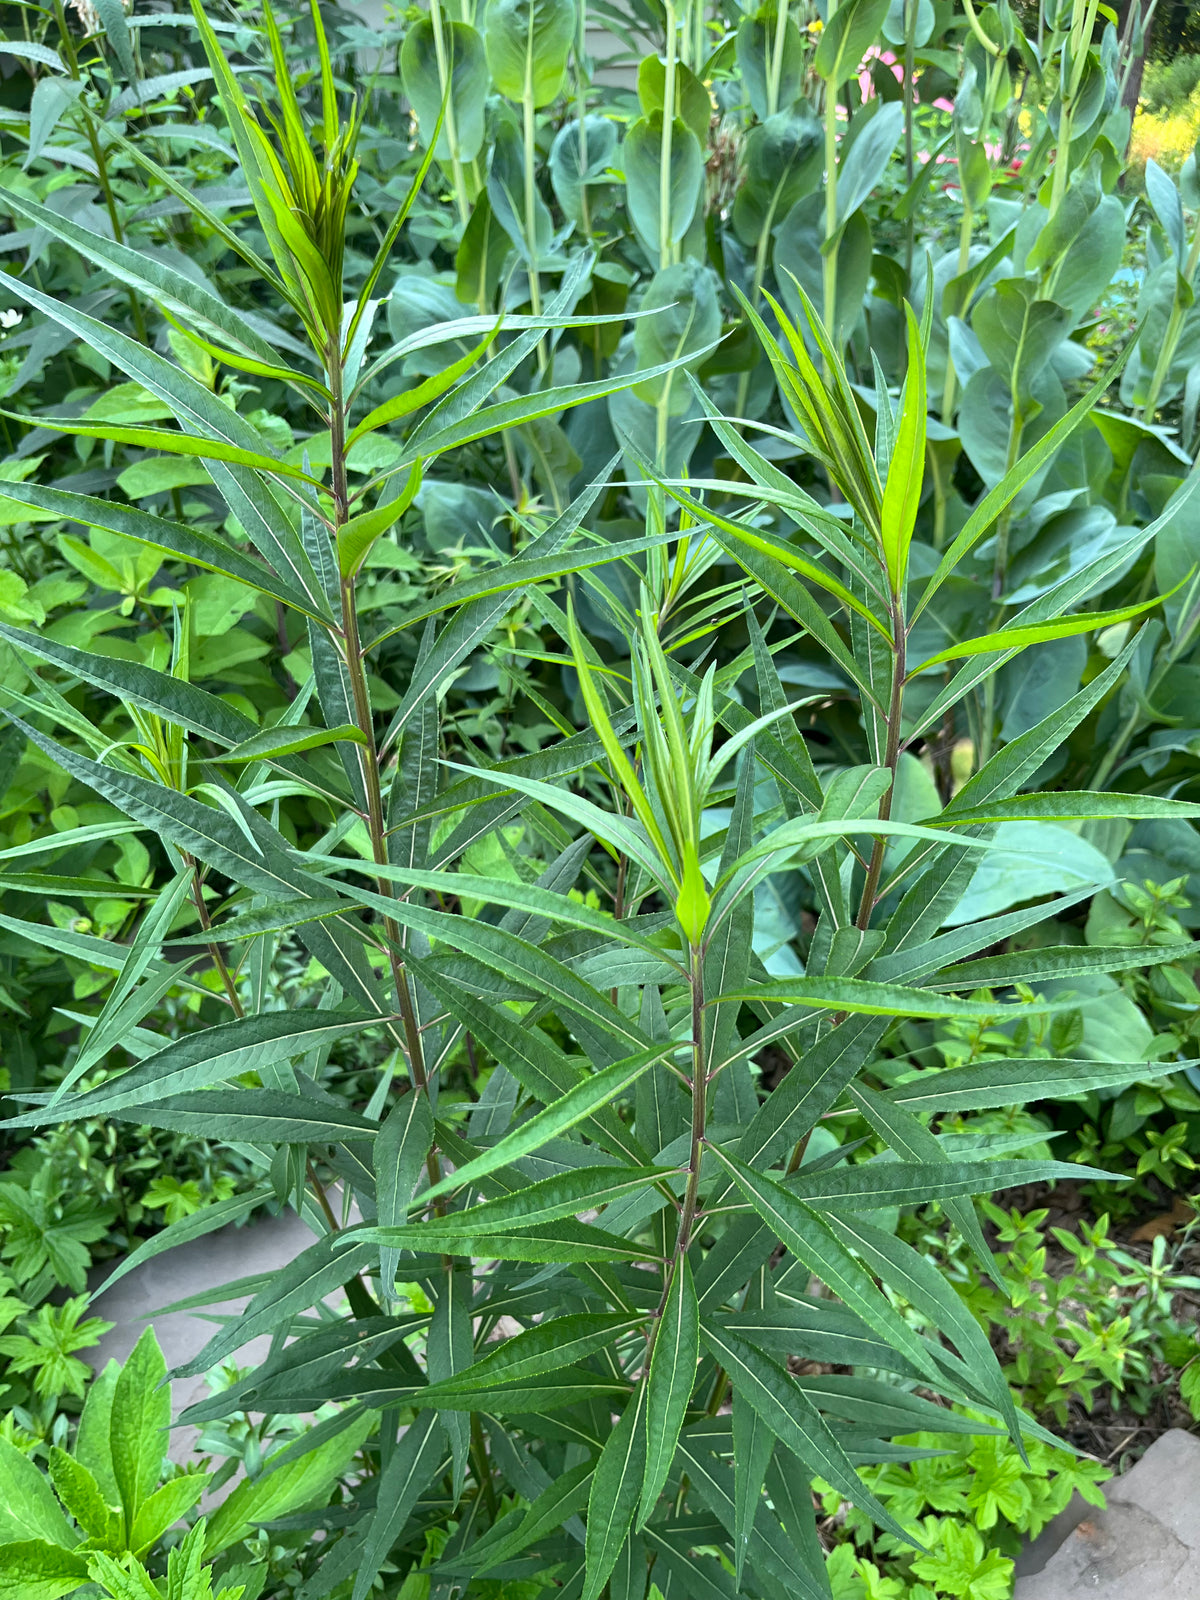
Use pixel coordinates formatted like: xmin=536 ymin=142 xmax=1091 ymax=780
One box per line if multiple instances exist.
xmin=471 ymin=1413 xmax=499 ymax=1522
xmin=767 ymin=0 xmax=789 ymax=118
xmin=188 ymin=858 xmax=244 ymax=1017
xmin=523 ymin=72 xmax=547 ymax=371
xmin=903 ymin=0 xmax=916 ymax=293
xmin=680 ymin=941 xmax=707 ymax=1256
xmin=962 ymin=0 xmax=1001 ymax=56
xmin=52 ymin=0 xmax=147 ymax=342
xmin=855 ymin=600 xmax=906 ymax=929
xmin=576 ymin=0 xmax=592 ymax=237
xmin=647 ymin=939 xmax=707 ymax=1366
xmin=1050 ymin=0 xmax=1100 ymax=216
xmin=428 ymin=0 xmax=471 ymax=227
xmin=940 ymin=193 xmax=974 ymax=424
xmin=328 ymin=348 xmax=442 ymax=1195
xmin=660 ymin=0 xmax=678 ymax=269
xmin=1141 ymin=226 xmax=1200 ymax=419
xmin=733 ymin=153 xmax=791 ymax=417
xmin=977 ymin=410 xmax=1025 ymax=767
xmin=307 ymin=1159 xmax=342 ymax=1231
xmin=822 ymin=61 xmax=840 ymax=348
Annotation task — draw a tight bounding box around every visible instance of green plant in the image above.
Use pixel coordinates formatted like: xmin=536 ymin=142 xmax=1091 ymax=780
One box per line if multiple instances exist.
xmin=1141 ymin=54 xmax=1200 ymax=116
xmin=0 ymin=1296 xmax=112 ymax=1404
xmin=818 ymin=1424 xmax=1109 ymax=1597
xmin=937 ymin=1203 xmax=1200 ymax=1425
xmin=4 ymin=0 xmax=1200 ymax=1594
xmin=0 ymin=1326 xmax=280 ymax=1599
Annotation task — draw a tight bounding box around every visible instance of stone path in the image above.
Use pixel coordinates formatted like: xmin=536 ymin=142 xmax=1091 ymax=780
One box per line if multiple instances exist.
xmin=89 ymin=1214 xmax=1200 ymax=1590
xmin=89 ymin=1208 xmax=313 ymax=1461
xmin=1014 ymin=1430 xmax=1200 ymax=1598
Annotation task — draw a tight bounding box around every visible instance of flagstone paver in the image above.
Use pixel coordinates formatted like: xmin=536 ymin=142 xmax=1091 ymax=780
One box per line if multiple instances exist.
xmin=1015 ymin=1429 xmax=1200 ymax=1598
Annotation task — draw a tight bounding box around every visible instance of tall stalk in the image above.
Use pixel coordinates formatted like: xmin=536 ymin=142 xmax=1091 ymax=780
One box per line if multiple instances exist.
xmin=52 ymin=0 xmax=148 ymax=343
xmin=942 ymin=52 xmax=1004 ymax=421
xmin=1141 ymin=225 xmax=1200 ymax=419
xmin=855 ymin=599 xmax=906 ymax=929
xmin=822 ymin=31 xmax=840 ymax=344
xmin=1049 ymin=0 xmax=1101 ymax=216
xmin=767 ymin=0 xmax=789 ymax=118
xmin=647 ymin=938 xmax=707 ymax=1354
xmin=326 ymin=344 xmax=439 ymax=1190
xmin=902 ymin=0 xmax=916 ymax=292
xmin=660 ymin=0 xmax=679 ymax=268
xmin=976 ymin=411 xmax=1025 ymax=767
xmin=427 ymin=0 xmax=472 ymax=226
xmin=575 ymin=0 xmax=592 ymax=237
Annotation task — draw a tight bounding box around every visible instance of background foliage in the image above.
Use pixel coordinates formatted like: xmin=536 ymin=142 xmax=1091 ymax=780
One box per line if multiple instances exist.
xmin=1 ymin=0 xmax=1200 ymax=1595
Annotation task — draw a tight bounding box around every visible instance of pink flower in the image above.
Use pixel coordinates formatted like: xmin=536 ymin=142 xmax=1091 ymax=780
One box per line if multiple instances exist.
xmin=858 ymin=46 xmax=905 ymax=101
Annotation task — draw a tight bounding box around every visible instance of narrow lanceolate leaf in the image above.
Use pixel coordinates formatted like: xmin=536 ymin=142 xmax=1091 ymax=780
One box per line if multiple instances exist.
xmin=347 ymin=1216 xmax=655 ymax=1264
xmin=639 ymin=1256 xmax=699 ymax=1527
xmin=844 ymin=1079 xmax=1002 ymax=1289
xmin=187 ymin=898 xmax=355 ymax=943
xmin=375 ymin=1090 xmax=433 ymax=1304
xmin=0 ymin=482 xmax=323 ymax=619
xmin=698 ymin=1321 xmax=912 ymax=1545
xmin=790 ymin=1157 xmax=1114 ymax=1210
xmin=55 ymin=866 xmax=195 ymax=1097
xmin=311 ymin=859 xmax=682 ymax=966
xmin=418 ymin=1044 xmax=676 ymax=1204
xmin=736 ymin=1015 xmax=887 ymax=1171
xmin=930 ymin=942 xmax=1200 ymax=989
xmin=419 ymin=1314 xmax=640 ymax=1394
xmin=0 ymin=624 xmax=261 ymax=747
xmin=438 ymin=761 xmax=666 ymax=885
xmin=884 ymin=1057 xmax=1181 ymax=1112
xmin=402 ymin=349 xmax=719 ymax=468
xmin=346 ymin=890 xmax=655 ymax=1052
xmin=659 ymin=486 xmax=889 ymax=637
xmin=913 ymin=341 xmax=1139 ymax=621
xmin=931 ymin=792 xmax=1200 ymax=826
xmin=362 ymin=1164 xmax=672 ymax=1239
xmin=673 ymin=1437 xmax=829 ymax=1600
xmin=705 ymin=1142 xmax=943 ymax=1383
xmin=825 ymin=1212 xmax=1022 ymax=1445
xmin=413 ymin=958 xmax=648 ymax=1166
xmin=176 ymin=1235 xmax=379 ymax=1377
xmin=908 ymin=585 xmax=1183 ymax=675
xmin=1 ymin=1013 xmax=383 ymax=1125
xmin=709 ymin=523 xmax=884 ymax=706
xmin=584 ymin=1382 xmax=649 ymax=1600
xmin=0 ymin=872 xmax=158 ymax=899
xmin=414 ymin=1370 xmax=631 ymax=1414
xmin=7 ymin=194 xmax=282 ymax=353
xmin=98 ymin=1089 xmax=379 ymax=1145
xmin=2 ymin=718 xmax=396 ymax=1038
xmin=5 ymin=413 xmax=322 ymax=485
xmin=448 ymin=1461 xmax=593 ymax=1577
xmin=352 ymin=1416 xmax=443 ymax=1600
xmin=211 ymin=723 xmax=366 ymax=763
xmin=711 ymin=975 xmax=1061 ymax=1020
xmin=92 ymin=1187 xmax=271 ymax=1298
xmin=0 ymin=271 xmax=325 ymax=609
xmin=879 ymin=303 xmax=926 ymax=594
xmin=350 ymin=1420 xmax=444 ymax=1600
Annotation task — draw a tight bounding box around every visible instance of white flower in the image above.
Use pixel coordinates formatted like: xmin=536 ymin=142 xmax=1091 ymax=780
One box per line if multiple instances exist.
xmin=0 ymin=310 xmax=23 ymax=330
